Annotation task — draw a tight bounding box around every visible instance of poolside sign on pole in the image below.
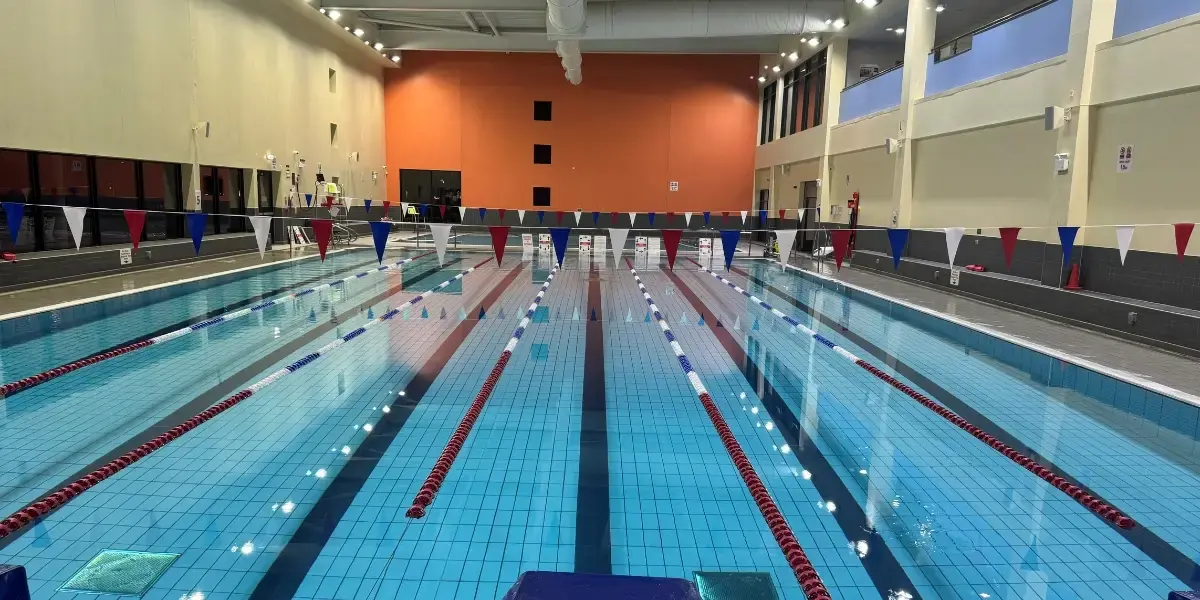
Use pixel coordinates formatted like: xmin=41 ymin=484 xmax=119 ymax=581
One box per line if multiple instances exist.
xmin=699 ymin=237 xmax=712 ymax=269
xmin=594 ymin=235 xmax=607 ymax=264
xmin=522 ymin=233 xmax=534 ymax=257
xmin=579 ymin=235 xmax=592 ymax=254
xmin=539 ymin=233 xmax=551 ymax=253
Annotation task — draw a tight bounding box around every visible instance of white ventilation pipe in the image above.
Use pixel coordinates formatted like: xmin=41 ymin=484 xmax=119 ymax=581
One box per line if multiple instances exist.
xmin=547 ymin=0 xmax=586 ymax=85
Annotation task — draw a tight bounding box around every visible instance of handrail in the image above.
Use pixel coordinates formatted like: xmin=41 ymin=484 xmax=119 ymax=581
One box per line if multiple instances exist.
xmin=933 ymin=0 xmax=1058 ymax=56
xmin=841 ymin=62 xmax=904 ymax=93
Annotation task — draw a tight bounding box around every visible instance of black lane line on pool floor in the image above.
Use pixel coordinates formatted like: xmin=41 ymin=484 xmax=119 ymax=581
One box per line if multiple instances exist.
xmin=0 ymin=259 xmax=460 ymax=553
xmin=730 ymin=265 xmax=1200 ymax=590
xmin=575 ymin=263 xmax=612 ymax=574
xmin=249 ymin=262 xmax=527 ymax=600
xmin=663 ymin=267 xmax=923 ymax=600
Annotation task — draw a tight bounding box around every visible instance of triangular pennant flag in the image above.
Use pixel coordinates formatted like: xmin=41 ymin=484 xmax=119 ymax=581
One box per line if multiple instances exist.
xmin=999 ymin=227 xmax=1021 ymax=269
xmin=556 ymin=211 xmax=565 ymax=225
xmin=662 ymin=230 xmax=683 ymax=269
xmin=305 ymin=194 xmax=313 ymax=207
xmin=592 ymin=211 xmax=600 ymax=225
xmin=1058 ymin=226 xmax=1080 ymax=267
xmin=549 ymin=228 xmax=571 ymax=265
xmin=489 ymin=226 xmax=510 ymax=266
xmin=418 ymin=204 xmax=427 ymax=218
xmin=364 ymin=199 xmax=373 ymax=212
xmin=887 ymin=228 xmax=910 ymax=270
xmin=325 ymin=196 xmax=334 ymax=209
xmin=944 ymin=227 xmax=965 ymax=267
xmin=440 ymin=205 xmax=447 ymax=219
xmin=722 ymin=212 xmax=729 ymax=225
xmin=759 ymin=210 xmax=767 ymax=224
xmin=538 ymin=211 xmax=545 ymax=224
xmin=720 ymin=230 xmax=741 ymax=269
xmin=628 ymin=212 xmax=637 ymax=226
xmin=62 ymin=206 xmax=87 ymax=249
xmin=830 ymin=229 xmax=853 ymax=271
xmin=249 ymin=215 xmax=272 ymax=258
xmin=402 ymin=202 xmax=410 ymax=215
xmin=667 ymin=212 xmax=675 ymax=220
xmin=703 ymin=212 xmax=711 ymax=226
xmin=740 ymin=211 xmax=748 ymax=225
xmin=778 ymin=209 xmax=787 ymax=220
xmin=329 ymin=204 xmax=341 ymax=218
xmin=609 ymin=228 xmax=629 ymax=265
xmin=429 ymin=224 xmax=453 ymax=266
xmin=683 ymin=212 xmax=693 ymax=226
xmin=479 ymin=207 xmax=487 ymax=220
xmin=458 ymin=206 xmax=466 ymax=221
xmin=124 ymin=210 xmax=147 ymax=250
xmin=498 ymin=209 xmax=506 ymax=221
xmin=1175 ymin=223 xmax=1195 ymax=263
xmin=1115 ymin=226 xmax=1134 ymax=266
xmin=518 ymin=209 xmax=526 ymax=224
xmin=186 ymin=213 xmax=207 ymax=255
xmin=2 ymin=202 xmax=25 ymax=245
xmin=574 ymin=210 xmax=582 ymax=225
xmin=382 ymin=201 xmax=391 ymax=217
xmin=370 ymin=221 xmax=391 ymax=263
xmin=775 ymin=229 xmax=798 ymax=266
xmin=610 ymin=212 xmax=619 ymax=225
xmin=648 ymin=213 xmax=656 ymax=226
xmin=311 ymin=219 xmax=333 ymax=261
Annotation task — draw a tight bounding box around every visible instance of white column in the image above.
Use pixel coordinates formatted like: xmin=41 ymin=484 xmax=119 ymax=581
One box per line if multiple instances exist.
xmin=818 ymin=38 xmax=848 ymax=226
xmin=889 ymin=0 xmax=938 ymax=228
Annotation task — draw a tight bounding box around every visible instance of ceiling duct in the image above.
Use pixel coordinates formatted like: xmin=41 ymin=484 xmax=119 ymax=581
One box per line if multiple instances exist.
xmin=547 ymin=0 xmax=586 ymax=84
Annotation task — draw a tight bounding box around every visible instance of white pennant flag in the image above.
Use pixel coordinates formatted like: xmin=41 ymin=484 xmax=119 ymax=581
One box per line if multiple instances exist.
xmin=684 ymin=212 xmax=693 ymax=226
xmin=329 ymin=205 xmax=341 ymax=218
xmin=401 ymin=202 xmax=409 ymax=218
xmin=574 ymin=210 xmax=582 ymax=225
xmin=458 ymin=206 xmax=466 ymax=221
xmin=1116 ymin=226 xmax=1135 ymax=265
xmin=775 ymin=229 xmax=799 ymax=266
xmin=518 ymin=209 xmax=526 ymax=224
xmin=429 ymin=224 xmax=453 ymax=266
xmin=944 ymin=227 xmax=965 ymax=266
xmin=609 ymin=228 xmax=629 ymax=265
xmin=62 ymin=206 xmax=87 ymax=250
xmin=249 ymin=215 xmax=273 ymax=258
xmin=740 ymin=210 xmax=748 ymax=224
xmin=628 ymin=212 xmax=637 ymax=226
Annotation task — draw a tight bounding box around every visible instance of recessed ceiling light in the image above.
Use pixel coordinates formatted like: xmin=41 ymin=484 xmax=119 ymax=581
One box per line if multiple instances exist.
xmin=390 ymin=55 xmax=400 ymax=63
xmin=374 ymin=42 xmax=384 ymax=50
xmin=833 ymin=18 xmax=846 ymax=29
xmin=885 ymin=27 xmax=893 ymax=31
xmin=808 ymin=37 xmax=819 ymax=46
xmin=328 ymin=9 xmax=341 ymax=21
xmin=319 ymin=8 xmax=326 ymax=14
xmin=895 ymin=27 xmax=905 ymax=34
xmin=799 ymin=37 xmax=808 ymax=43
xmin=824 ymin=19 xmax=832 ymax=25
xmin=758 ymin=76 xmax=767 ymax=83
xmin=936 ymin=4 xmax=945 ymax=12
xmin=788 ymin=52 xmax=799 ymax=61
xmin=780 ymin=52 xmax=786 ymax=57
xmin=764 ymin=65 xmax=770 ymax=69
xmin=862 ymin=0 xmax=879 ymax=7
xmin=353 ymin=28 xmax=365 ymax=37
xmin=772 ymin=65 xmax=781 ymax=72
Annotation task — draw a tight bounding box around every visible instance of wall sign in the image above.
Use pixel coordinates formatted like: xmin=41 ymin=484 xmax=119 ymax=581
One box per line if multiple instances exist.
xmin=669 ymin=181 xmax=679 ymax=192
xmin=1117 ymin=144 xmax=1133 ymax=173
xmin=579 ymin=235 xmax=592 ymax=253
xmin=949 ymin=268 xmax=961 ymax=287
xmin=119 ymin=248 xmax=132 ymax=265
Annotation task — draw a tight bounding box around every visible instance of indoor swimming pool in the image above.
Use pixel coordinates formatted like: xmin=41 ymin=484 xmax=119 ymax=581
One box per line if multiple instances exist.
xmin=1 ymin=248 xmax=1197 ymax=600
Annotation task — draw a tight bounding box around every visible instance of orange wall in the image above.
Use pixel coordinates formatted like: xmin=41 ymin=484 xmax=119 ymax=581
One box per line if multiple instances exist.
xmin=384 ymin=51 xmax=759 ymax=212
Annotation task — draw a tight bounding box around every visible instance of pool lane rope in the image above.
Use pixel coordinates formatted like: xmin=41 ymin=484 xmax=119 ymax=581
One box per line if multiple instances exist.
xmin=0 ymin=257 xmax=489 ymax=541
xmin=406 ymin=265 xmax=559 ymax=519
xmin=690 ymin=260 xmax=1136 ymax=530
xmin=0 ymin=251 xmax=435 ymax=400
xmin=625 ymin=260 xmax=832 ymax=600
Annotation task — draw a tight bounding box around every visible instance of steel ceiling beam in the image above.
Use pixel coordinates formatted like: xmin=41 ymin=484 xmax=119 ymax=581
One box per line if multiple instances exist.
xmin=481 ymin=12 xmax=502 ymax=36
xmin=462 ymin=11 xmax=481 ymax=32
xmin=361 ymin=16 xmax=493 ymax=35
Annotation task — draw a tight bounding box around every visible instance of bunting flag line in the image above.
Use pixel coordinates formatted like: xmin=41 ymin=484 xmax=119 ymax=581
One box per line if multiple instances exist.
xmin=538 ymin=211 xmax=545 ymax=224
xmin=628 ymin=212 xmax=637 ymax=226
xmin=364 ymin=199 xmax=373 ymax=212
xmin=759 ymin=210 xmax=767 ymax=224
xmin=887 ymin=228 xmax=910 ymax=270
xmin=703 ymin=212 xmax=711 ymax=226
xmin=722 ymin=212 xmax=729 ymax=225
xmin=329 ymin=205 xmax=341 ymax=218
xmin=1115 ymin=226 xmax=1134 ymax=266
xmin=458 ymin=206 xmax=466 ymax=221
xmin=311 ymin=219 xmax=333 ymax=261
xmin=830 ymin=229 xmax=852 ymax=270
xmin=324 ymin=196 xmax=334 ymax=209
xmin=440 ymin=205 xmax=447 ymax=219
xmin=2 ymin=202 xmax=25 ymax=245
xmin=648 ymin=213 xmax=656 ymax=227
xmin=429 ymin=224 xmax=453 ymax=266
xmin=124 ymin=210 xmax=147 ymax=250
xmin=999 ymin=227 xmax=1021 ymax=269
xmin=592 ymin=211 xmax=600 ymax=226
xmin=740 ymin=210 xmax=748 ymax=225
xmin=489 ymin=226 xmax=510 ymax=266
xmin=186 ymin=213 xmax=206 ymax=255
xmin=778 ymin=209 xmax=786 ymax=220
xmin=549 ymin=227 xmax=571 ymax=265
xmin=575 ymin=210 xmax=582 ymax=225
xmin=249 ymin=215 xmax=272 ymax=258
xmin=1175 ymin=223 xmax=1194 ymax=263
xmin=662 ymin=230 xmax=682 ymax=269
xmin=479 ymin=207 xmax=487 ymax=220
xmin=305 ymin=194 xmax=313 ymax=207
xmin=684 ymin=212 xmax=692 ymax=226
xmin=556 ymin=211 xmax=565 ymax=225
xmin=498 ymin=209 xmax=506 ymax=222
xmin=402 ymin=202 xmax=410 ymax=216
xmin=62 ymin=206 xmax=87 ymax=250
xmin=518 ymin=209 xmax=526 ymax=224
xmin=382 ymin=200 xmax=391 ymax=216
xmin=370 ymin=221 xmax=391 ymax=263
xmin=720 ymin=230 xmax=741 ymax=269
xmin=609 ymin=228 xmax=629 ymax=265
xmin=944 ymin=227 xmax=965 ymax=267
xmin=418 ymin=205 xmax=427 ymax=218
xmin=775 ymin=229 xmax=798 ymax=266
xmin=1058 ymin=226 xmax=1080 ymax=268
xmin=610 ymin=212 xmax=619 ymax=226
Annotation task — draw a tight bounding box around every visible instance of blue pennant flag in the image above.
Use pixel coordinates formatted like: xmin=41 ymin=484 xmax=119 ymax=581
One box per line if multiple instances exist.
xmin=550 ymin=227 xmax=571 ymax=265
xmin=887 ymin=228 xmax=910 ymax=270
xmin=592 ymin=211 xmax=600 ymax=225
xmin=759 ymin=210 xmax=767 ymax=224
xmin=186 ymin=213 xmax=207 ymax=255
xmin=479 ymin=207 xmax=487 ymax=220
xmin=2 ymin=202 xmax=25 ymax=244
xmin=648 ymin=213 xmax=656 ymax=226
xmin=537 ymin=211 xmax=545 ymax=224
xmin=1058 ymin=226 xmax=1080 ymax=267
xmin=703 ymin=212 xmax=711 ymax=226
xmin=369 ymin=221 xmax=391 ymax=263
xmin=305 ymin=194 xmax=313 ymax=207
xmin=720 ymin=230 xmax=741 ymax=269
xmin=418 ymin=204 xmax=427 ymax=217
xmin=364 ymin=199 xmax=373 ymax=212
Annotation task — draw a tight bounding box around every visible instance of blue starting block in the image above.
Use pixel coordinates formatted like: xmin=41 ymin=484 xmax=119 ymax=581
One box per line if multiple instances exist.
xmin=0 ymin=565 xmax=30 ymax=600
xmin=503 ymin=571 xmax=701 ymax=600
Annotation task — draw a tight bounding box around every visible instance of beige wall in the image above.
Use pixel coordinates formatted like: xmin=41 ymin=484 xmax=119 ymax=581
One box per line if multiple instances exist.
xmin=830 ymin=148 xmax=894 ymax=227
xmin=0 ymin=0 xmax=387 ymax=208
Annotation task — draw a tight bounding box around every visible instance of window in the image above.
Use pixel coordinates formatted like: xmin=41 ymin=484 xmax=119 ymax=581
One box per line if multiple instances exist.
xmin=0 ymin=149 xmax=34 ymax=253
xmin=330 ymin=123 xmax=339 ymax=147
xmin=201 ymin=166 xmax=245 ymax=235
xmin=533 ymin=186 xmax=551 ymax=207
xmin=782 ymin=49 xmax=826 ymax=134
xmin=759 ymin=83 xmax=777 ymax=145
xmin=935 ymin=35 xmax=972 ymax=63
xmin=95 ymin=158 xmax=139 ymax=245
xmin=38 ymin=153 xmax=94 ymax=250
xmin=144 ymin=162 xmax=183 ymax=241
xmin=781 ymin=70 xmax=800 ymax=136
xmin=329 ymin=68 xmax=337 ymax=93
xmin=533 ymin=144 xmax=552 ymax=165
xmin=533 ymin=100 xmax=552 ymax=121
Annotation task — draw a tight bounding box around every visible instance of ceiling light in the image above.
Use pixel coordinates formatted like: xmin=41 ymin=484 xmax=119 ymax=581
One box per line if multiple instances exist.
xmin=788 ymin=52 xmax=799 ymax=61
xmin=824 ymin=19 xmax=832 ymax=25
xmin=374 ymin=42 xmax=383 ymax=50
xmin=936 ymin=4 xmax=945 ymax=11
xmin=353 ymin=28 xmax=364 ymax=37
xmin=895 ymin=27 xmax=905 ymax=34
xmin=885 ymin=27 xmax=893 ymax=31
xmin=319 ymin=8 xmax=326 ymax=14
xmin=862 ymin=0 xmax=879 ymax=7
xmin=808 ymin=37 xmax=819 ymax=46
xmin=833 ymin=18 xmax=846 ymax=29
xmin=344 ymin=26 xmax=349 ymax=31
xmin=799 ymin=37 xmax=808 ymax=43
xmin=772 ymin=65 xmax=781 ymax=73
xmin=328 ymin=9 xmax=341 ymax=21
xmin=780 ymin=52 xmax=786 ymax=57
xmin=757 ymin=76 xmax=767 ymax=83
xmin=390 ymin=55 xmax=400 ymax=63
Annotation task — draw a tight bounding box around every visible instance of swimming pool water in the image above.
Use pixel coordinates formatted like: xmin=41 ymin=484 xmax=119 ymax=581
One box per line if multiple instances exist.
xmin=0 ymin=250 xmax=1195 ymax=599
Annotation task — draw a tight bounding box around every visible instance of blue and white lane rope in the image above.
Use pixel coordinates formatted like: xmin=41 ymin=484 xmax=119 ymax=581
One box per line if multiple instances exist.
xmin=407 ymin=265 xmax=559 ymax=518
xmin=624 ymin=260 xmax=832 ymax=600
xmin=0 ymin=250 xmax=435 ymax=399
xmin=691 ymin=260 xmax=1136 ymax=529
xmin=0 ymin=257 xmax=490 ymax=540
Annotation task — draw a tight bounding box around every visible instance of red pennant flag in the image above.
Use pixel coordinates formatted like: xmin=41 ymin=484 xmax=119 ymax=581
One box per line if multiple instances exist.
xmin=498 ymin=209 xmax=506 ymax=221
xmin=667 ymin=211 xmax=675 ymax=218
xmin=311 ymin=219 xmax=333 ymax=261
xmin=325 ymin=196 xmax=334 ymax=209
xmin=440 ymin=205 xmax=447 ymax=218
xmin=489 ymin=226 xmax=510 ymax=266
xmin=662 ymin=229 xmax=682 ymax=269
xmin=999 ymin=227 xmax=1021 ymax=269
xmin=778 ymin=209 xmax=787 ymax=220
xmin=382 ymin=201 xmax=392 ymax=217
xmin=830 ymin=229 xmax=852 ymax=271
xmin=124 ymin=210 xmax=146 ymax=250
xmin=1175 ymin=223 xmax=1195 ymax=263
xmin=722 ymin=212 xmax=729 ymax=224
xmin=556 ymin=211 xmax=565 ymax=224
xmin=610 ymin=212 xmax=619 ymax=225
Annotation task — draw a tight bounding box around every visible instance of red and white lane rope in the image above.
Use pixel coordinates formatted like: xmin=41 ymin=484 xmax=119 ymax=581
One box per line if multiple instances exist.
xmin=692 ymin=260 xmax=1136 ymax=530
xmin=625 ymin=260 xmax=832 ymax=600
xmin=0 ymin=257 xmax=488 ymax=540
xmin=406 ymin=265 xmax=559 ymax=519
xmin=0 ymin=251 xmax=435 ymax=400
